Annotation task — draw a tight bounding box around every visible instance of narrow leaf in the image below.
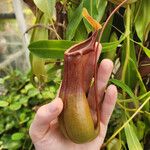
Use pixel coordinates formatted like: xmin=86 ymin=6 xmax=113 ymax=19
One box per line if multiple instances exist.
xmin=135 ymin=0 xmax=150 ymax=41
xmin=129 ymin=58 xmax=148 ymax=110
xmin=102 ymin=32 xmax=118 ymax=60
xmin=136 ymin=121 xmax=146 ymax=141
xmin=129 ymin=58 xmax=147 ymax=94
xmin=30 ymin=11 xmax=49 ymax=83
xmin=28 ymin=40 xmax=78 ymax=59
xmin=97 ymin=0 xmax=108 ymax=22
xmin=125 ymin=123 xmax=143 ymax=150
xmin=110 ymin=79 xmax=135 ymax=98
xmin=124 ymin=34 xmax=137 ymax=89
xmin=28 ymin=39 xmax=126 ymax=59
xmin=74 ymin=20 xmax=88 ymax=41
xmin=33 ymin=0 xmax=56 ymax=18
xmin=66 ymin=2 xmax=83 ymax=40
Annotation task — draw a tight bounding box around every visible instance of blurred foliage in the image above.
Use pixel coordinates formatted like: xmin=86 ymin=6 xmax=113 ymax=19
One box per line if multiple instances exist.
xmin=0 ymin=70 xmax=61 ymax=149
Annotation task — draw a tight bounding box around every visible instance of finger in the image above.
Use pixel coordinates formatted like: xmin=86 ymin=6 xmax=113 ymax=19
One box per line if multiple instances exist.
xmin=98 ymin=122 xmax=108 ymax=146
xmin=29 ymin=98 xmax=63 ymax=143
xmin=100 ymin=84 xmax=117 ymax=126
xmin=88 ymin=59 xmax=113 ymax=109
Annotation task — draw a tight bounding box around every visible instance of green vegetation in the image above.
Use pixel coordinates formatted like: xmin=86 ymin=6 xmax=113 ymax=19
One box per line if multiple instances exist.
xmin=0 ymin=70 xmax=60 ymax=149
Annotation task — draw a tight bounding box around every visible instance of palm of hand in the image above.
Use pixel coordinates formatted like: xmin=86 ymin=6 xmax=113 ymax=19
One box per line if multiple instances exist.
xmin=33 ymin=120 xmax=106 ymax=150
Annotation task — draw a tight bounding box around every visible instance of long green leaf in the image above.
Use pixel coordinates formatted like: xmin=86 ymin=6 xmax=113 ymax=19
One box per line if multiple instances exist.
xmin=110 ymin=79 xmax=135 ymax=98
xmin=100 ymin=14 xmax=113 ymax=43
xmin=135 ymin=0 xmax=150 ymax=41
xmin=74 ymin=20 xmax=88 ymax=41
xmin=129 ymin=58 xmax=147 ymax=94
xmin=125 ymin=123 xmax=143 ymax=150
xmin=136 ymin=121 xmax=146 ymax=141
xmin=102 ymin=32 xmax=118 ymax=60
xmin=28 ymin=40 xmax=78 ymax=59
xmin=30 ymin=11 xmax=49 ymax=82
xmin=124 ymin=34 xmax=137 ymax=89
xmin=28 ymin=37 xmax=127 ymax=59
xmin=102 ymin=41 xmax=120 ymax=52
xmin=129 ymin=58 xmax=148 ymax=110
xmin=102 ymin=33 xmax=127 ymax=52
xmin=66 ymin=2 xmax=83 ymax=40
xmin=33 ymin=0 xmax=56 ymax=18
xmin=96 ymin=0 xmax=108 ymax=22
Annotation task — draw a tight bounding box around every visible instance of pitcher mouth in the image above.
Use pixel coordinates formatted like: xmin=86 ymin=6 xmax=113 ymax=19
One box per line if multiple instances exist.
xmin=64 ymin=31 xmax=98 ymax=57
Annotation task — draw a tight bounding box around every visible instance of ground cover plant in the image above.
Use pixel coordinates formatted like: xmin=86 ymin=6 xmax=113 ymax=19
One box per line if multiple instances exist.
xmin=0 ymin=0 xmax=150 ymax=149
xmin=0 ymin=70 xmax=60 ymax=149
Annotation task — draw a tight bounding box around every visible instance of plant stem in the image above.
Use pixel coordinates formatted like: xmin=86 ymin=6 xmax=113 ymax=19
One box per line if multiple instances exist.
xmin=118 ymin=91 xmax=150 ymax=102
xmin=117 ymin=101 xmax=144 ymax=113
xmin=121 ymin=5 xmax=131 ymax=84
xmin=99 ymin=0 xmax=128 ymax=42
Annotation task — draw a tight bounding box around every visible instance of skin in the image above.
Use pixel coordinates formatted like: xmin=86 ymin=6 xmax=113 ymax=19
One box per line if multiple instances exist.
xmin=29 ymin=59 xmax=117 ymax=150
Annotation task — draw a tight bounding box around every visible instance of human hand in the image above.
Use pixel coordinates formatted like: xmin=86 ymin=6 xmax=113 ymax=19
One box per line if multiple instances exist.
xmin=29 ymin=59 xmax=117 ymax=150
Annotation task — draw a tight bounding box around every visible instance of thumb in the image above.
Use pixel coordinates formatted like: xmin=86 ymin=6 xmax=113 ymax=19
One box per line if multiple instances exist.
xmin=29 ymin=98 xmax=63 ymax=143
